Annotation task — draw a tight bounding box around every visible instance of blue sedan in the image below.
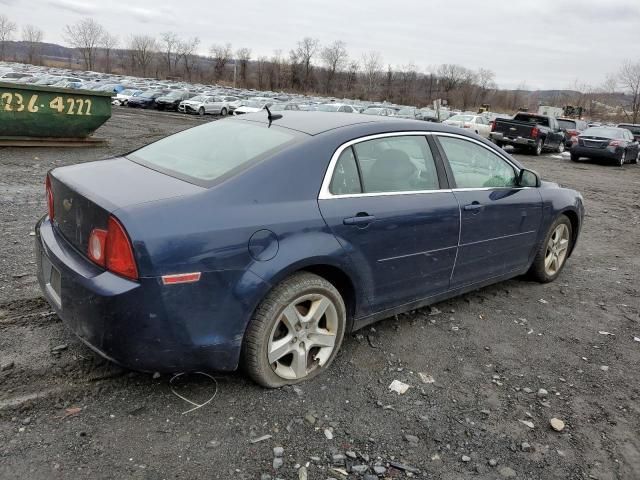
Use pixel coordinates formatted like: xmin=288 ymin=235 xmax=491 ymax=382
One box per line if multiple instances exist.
xmin=36 ymin=112 xmax=584 ymax=387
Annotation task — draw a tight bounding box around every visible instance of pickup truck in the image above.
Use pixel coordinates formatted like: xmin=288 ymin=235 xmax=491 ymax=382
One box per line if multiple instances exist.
xmin=489 ymin=112 xmax=566 ymax=156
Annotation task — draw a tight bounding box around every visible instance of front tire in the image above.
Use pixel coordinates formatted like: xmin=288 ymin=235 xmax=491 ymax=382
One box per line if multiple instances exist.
xmin=528 ymin=215 xmax=572 ymax=283
xmin=198 ymin=107 xmax=205 ymax=116
xmin=570 ymin=153 xmax=580 ymax=162
xmin=242 ymin=272 xmax=346 ymax=388
xmin=220 ymin=108 xmax=228 ymax=117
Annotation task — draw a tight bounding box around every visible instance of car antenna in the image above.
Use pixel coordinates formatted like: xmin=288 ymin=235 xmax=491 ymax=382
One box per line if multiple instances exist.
xmin=265 ymin=105 xmax=282 ymax=125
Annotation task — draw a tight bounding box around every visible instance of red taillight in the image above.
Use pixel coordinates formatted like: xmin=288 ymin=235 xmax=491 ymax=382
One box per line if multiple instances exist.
xmin=106 ymin=216 xmax=138 ymax=280
xmin=490 ymin=121 xmax=496 ymax=132
xmin=87 ymin=228 xmax=108 ymax=266
xmin=87 ymin=216 xmax=138 ymax=280
xmin=571 ymin=136 xmax=579 ymax=144
xmin=531 ymin=127 xmax=539 ymax=138
xmin=567 ymin=129 xmax=578 ymax=137
xmin=45 ymin=175 xmax=54 ymax=220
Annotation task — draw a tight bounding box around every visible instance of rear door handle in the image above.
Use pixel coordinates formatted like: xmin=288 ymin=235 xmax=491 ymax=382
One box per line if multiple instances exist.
xmin=343 ymin=214 xmax=376 ymax=226
xmin=463 ymin=202 xmax=484 ymax=212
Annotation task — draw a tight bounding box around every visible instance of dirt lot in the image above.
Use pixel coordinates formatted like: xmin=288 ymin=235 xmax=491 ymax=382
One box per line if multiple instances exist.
xmin=1 ymin=109 xmax=639 ymax=480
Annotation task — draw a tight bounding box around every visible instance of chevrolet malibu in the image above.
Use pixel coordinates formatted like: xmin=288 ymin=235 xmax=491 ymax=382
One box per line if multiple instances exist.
xmin=36 ymin=112 xmax=584 ymax=387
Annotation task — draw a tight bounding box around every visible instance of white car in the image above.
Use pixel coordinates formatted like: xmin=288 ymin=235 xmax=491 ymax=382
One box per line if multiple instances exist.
xmin=112 ymin=89 xmax=143 ymax=106
xmin=443 ymin=114 xmax=492 ymax=138
xmin=317 ymin=103 xmax=359 ymax=113
xmin=179 ymin=95 xmax=231 ymax=116
xmin=234 ymin=99 xmax=271 ymax=115
xmin=362 ymin=107 xmax=395 ymax=116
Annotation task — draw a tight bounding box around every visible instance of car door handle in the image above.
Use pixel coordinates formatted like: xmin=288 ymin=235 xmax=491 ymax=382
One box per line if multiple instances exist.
xmin=343 ymin=214 xmax=376 ymax=226
xmin=463 ymin=202 xmax=484 ymax=212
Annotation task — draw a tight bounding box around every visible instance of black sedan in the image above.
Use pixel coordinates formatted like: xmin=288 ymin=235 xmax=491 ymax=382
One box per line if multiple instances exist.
xmin=155 ymin=91 xmax=195 ymax=111
xmin=570 ymin=127 xmax=639 ymax=166
xmin=127 ymin=91 xmax=166 ymax=109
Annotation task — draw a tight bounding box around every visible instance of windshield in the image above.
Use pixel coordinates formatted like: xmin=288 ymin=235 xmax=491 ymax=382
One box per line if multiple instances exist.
xmin=448 ymin=115 xmax=474 ymax=122
xmin=140 ymin=91 xmax=160 ymax=98
xmin=397 ymin=108 xmax=415 ymax=115
xmin=557 ymin=119 xmax=576 ymax=130
xmin=164 ymin=91 xmax=185 ymax=99
xmin=581 ymin=127 xmax=623 ymax=139
xmin=128 ymin=120 xmax=297 ymax=184
xmin=363 ymin=108 xmax=383 ymax=114
xmin=318 ymin=104 xmax=340 ymax=112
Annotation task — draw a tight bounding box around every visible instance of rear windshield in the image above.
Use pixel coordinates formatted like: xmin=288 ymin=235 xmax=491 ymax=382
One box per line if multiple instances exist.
xmin=128 ymin=120 xmax=298 ymax=185
xmin=557 ymin=119 xmax=576 ymax=130
xmin=514 ymin=114 xmax=549 ymax=126
xmin=581 ymin=127 xmax=622 ymax=139
xmin=619 ymin=125 xmax=640 ymax=135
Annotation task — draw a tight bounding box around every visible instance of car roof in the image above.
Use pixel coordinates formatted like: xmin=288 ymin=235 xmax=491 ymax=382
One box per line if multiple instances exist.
xmin=235 ymin=111 xmax=457 ymax=136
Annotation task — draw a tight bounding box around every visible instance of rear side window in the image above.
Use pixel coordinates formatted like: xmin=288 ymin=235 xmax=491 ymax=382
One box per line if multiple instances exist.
xmin=329 ymin=147 xmax=361 ymax=195
xmin=354 ymin=136 xmax=439 ymax=193
xmin=129 ymin=120 xmax=297 ymax=185
xmin=438 ymin=136 xmax=516 ymax=188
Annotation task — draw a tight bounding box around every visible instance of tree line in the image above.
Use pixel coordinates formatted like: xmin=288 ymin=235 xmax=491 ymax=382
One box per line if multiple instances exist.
xmin=1 ymin=14 xmax=639 ymax=121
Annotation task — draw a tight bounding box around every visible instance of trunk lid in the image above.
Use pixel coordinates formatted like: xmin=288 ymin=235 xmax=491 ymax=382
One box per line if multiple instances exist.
xmin=49 ymin=157 xmax=204 ymax=255
xmin=578 ymin=136 xmax=610 ymax=149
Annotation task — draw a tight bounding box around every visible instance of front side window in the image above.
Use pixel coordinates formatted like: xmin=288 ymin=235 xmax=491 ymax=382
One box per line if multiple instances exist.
xmin=353 ymin=136 xmax=439 ymax=193
xmin=438 ymin=136 xmax=517 ymax=188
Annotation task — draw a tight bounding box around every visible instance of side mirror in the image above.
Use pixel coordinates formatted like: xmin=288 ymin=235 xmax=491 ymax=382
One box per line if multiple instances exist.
xmin=517 ymin=168 xmax=540 ymax=187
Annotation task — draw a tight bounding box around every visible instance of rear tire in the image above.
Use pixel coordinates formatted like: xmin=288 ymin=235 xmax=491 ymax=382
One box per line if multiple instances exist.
xmin=242 ymin=272 xmax=346 ymax=388
xmin=528 ymin=215 xmax=572 ymax=283
xmin=220 ymin=108 xmax=228 ymax=117
xmin=570 ymin=153 xmax=580 ymax=162
xmin=531 ymin=139 xmax=543 ymax=156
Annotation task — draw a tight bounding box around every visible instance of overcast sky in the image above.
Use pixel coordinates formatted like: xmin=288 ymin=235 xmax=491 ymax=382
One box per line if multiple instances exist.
xmin=1 ymin=0 xmax=639 ymax=89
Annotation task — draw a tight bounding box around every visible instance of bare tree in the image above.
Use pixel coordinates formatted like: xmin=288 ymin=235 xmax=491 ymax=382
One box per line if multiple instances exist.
xmin=177 ymin=37 xmax=200 ymax=81
xmin=128 ymin=35 xmax=157 ymax=77
xmin=22 ymin=24 xmax=43 ymax=65
xmin=476 ymin=68 xmax=495 ymax=105
xmin=160 ymin=32 xmax=179 ymax=75
xmin=101 ymin=32 xmax=118 ymax=73
xmin=0 ymin=14 xmax=17 ymax=61
xmin=256 ymin=55 xmax=267 ymax=90
xmin=295 ymin=37 xmax=319 ymax=90
xmin=320 ymin=40 xmax=348 ymax=94
xmin=269 ymin=50 xmax=283 ymax=90
xmin=210 ymin=42 xmax=232 ymax=81
xmin=236 ymin=47 xmax=251 ymax=87
xmin=345 ymin=60 xmax=359 ymax=94
xmin=362 ymin=51 xmax=382 ymax=97
xmin=63 ymin=18 xmax=104 ymax=71
xmin=437 ymin=64 xmax=468 ymax=102
xmin=619 ymin=60 xmax=640 ymax=123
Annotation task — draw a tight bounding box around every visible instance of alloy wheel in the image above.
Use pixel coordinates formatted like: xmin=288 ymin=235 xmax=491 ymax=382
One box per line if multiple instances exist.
xmin=544 ymin=224 xmax=570 ymax=276
xmin=267 ymin=293 xmax=339 ymax=380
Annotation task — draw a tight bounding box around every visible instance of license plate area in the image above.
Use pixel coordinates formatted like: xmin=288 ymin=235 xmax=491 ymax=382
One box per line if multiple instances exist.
xmin=41 ymin=254 xmax=62 ymax=309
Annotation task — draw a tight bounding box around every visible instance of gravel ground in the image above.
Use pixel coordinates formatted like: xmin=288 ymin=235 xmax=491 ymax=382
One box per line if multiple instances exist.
xmin=1 ymin=108 xmax=639 ymax=480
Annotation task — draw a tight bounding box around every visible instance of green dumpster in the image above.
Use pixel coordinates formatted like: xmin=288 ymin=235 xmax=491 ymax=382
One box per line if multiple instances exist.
xmin=0 ymin=81 xmax=112 ymax=145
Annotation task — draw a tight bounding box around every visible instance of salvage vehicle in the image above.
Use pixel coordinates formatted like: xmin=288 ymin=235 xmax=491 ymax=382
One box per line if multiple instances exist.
xmin=443 ymin=114 xmax=491 ymax=138
xmin=127 ymin=90 xmax=165 ymax=109
xmin=362 ymin=107 xmax=395 ymax=116
xmin=490 ymin=112 xmax=565 ymax=155
xmin=155 ymin=90 xmax=195 ymax=111
xmin=234 ymin=99 xmax=271 ymax=115
xmin=112 ymin=89 xmax=143 ymax=106
xmin=617 ymin=123 xmax=640 ymax=142
xmin=269 ymin=103 xmax=301 ymax=111
xmin=317 ymin=103 xmax=359 ymax=113
xmin=557 ymin=118 xmax=588 ymax=148
xmin=570 ymin=126 xmax=639 ymax=166
xmin=36 ymin=112 xmax=584 ymax=387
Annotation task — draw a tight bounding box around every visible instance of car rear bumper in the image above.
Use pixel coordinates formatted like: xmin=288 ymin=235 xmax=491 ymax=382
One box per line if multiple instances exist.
xmin=35 ymin=216 xmax=259 ymax=373
xmin=570 ymin=145 xmax=620 ymax=160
